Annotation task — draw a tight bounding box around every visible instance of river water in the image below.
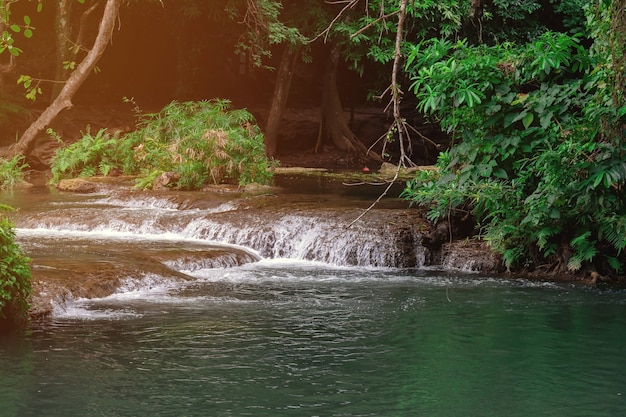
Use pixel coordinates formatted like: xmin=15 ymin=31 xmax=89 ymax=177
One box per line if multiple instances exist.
xmin=1 ymin=175 xmax=626 ymax=416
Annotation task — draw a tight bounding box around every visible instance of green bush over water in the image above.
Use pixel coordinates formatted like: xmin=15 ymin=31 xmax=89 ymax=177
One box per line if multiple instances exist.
xmin=0 ymin=155 xmax=28 ymax=189
xmin=402 ymin=30 xmax=626 ymax=274
xmin=0 ymin=205 xmax=31 ymax=329
xmin=51 ymin=99 xmax=273 ymax=189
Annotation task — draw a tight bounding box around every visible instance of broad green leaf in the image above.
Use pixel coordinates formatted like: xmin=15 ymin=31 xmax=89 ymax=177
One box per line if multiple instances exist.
xmin=503 ymin=112 xmax=518 ymax=128
xmin=539 ymin=112 xmax=553 ymax=129
xmin=522 ymin=112 xmax=534 ymax=129
xmin=493 ymin=168 xmax=508 ymax=179
xmin=467 ymin=90 xmax=482 ymax=107
xmin=592 ymin=172 xmax=604 ymax=189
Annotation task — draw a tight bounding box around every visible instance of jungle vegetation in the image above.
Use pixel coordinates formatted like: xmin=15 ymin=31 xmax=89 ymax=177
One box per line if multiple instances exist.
xmin=0 ymin=0 xmax=625 ymax=326
xmin=402 ymin=1 xmax=626 ymax=275
xmin=50 ymin=99 xmax=273 ymax=189
xmin=0 ymin=204 xmax=31 ymax=330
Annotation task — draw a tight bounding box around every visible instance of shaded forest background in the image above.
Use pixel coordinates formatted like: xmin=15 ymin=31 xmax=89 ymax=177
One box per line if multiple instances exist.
xmin=1 ymin=0 xmax=407 ymax=166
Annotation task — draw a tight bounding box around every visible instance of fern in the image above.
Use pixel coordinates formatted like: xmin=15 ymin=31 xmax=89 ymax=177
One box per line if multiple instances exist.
xmin=599 ymin=215 xmax=626 ymax=254
xmin=568 ymin=231 xmax=598 ymax=271
xmin=50 ymin=100 xmax=271 ymax=189
xmin=604 ymin=256 xmax=623 ymax=273
xmin=0 ymin=156 xmax=27 ymax=189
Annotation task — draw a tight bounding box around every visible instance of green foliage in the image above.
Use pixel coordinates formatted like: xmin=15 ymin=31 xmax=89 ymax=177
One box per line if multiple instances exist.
xmin=50 ymin=127 xmax=121 ymax=183
xmin=0 ymin=205 xmax=31 ymax=324
xmin=0 ymin=0 xmax=37 ymax=57
xmin=50 ymin=100 xmax=273 ymax=190
xmin=226 ymin=0 xmax=307 ymax=68
xmin=403 ymin=27 xmax=626 ymax=274
xmin=339 ymin=0 xmax=466 ymax=73
xmin=0 ymin=155 xmax=28 ymax=189
xmin=479 ymin=0 xmax=587 ymax=43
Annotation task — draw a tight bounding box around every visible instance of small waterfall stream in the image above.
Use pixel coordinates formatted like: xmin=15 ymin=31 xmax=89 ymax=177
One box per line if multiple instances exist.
xmin=5 ymin=175 xmax=433 ymax=315
xmin=14 ymin=182 xmax=428 ymax=269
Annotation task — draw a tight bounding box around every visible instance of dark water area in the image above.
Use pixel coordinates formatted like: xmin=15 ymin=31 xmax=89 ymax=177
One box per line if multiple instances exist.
xmin=2 ymin=176 xmax=626 ymax=416
xmin=3 ymin=270 xmax=626 ymax=417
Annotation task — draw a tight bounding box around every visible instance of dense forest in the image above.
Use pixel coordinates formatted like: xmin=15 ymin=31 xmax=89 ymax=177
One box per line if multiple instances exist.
xmin=1 ymin=0 xmax=625 ymax=324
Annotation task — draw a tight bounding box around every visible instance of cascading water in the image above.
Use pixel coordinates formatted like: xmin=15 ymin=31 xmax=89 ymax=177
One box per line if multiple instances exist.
xmin=14 ymin=184 xmax=428 ymax=269
xmin=6 ymin=178 xmax=432 ymax=317
xmin=4 ymin=177 xmax=626 ymax=417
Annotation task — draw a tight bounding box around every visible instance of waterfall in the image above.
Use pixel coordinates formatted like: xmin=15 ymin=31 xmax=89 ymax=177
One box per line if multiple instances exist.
xmin=14 ymin=191 xmax=428 ymax=269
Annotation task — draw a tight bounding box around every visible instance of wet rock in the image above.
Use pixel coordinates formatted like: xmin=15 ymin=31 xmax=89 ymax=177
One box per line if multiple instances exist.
xmin=241 ymin=183 xmax=276 ymax=194
xmin=432 ymin=240 xmax=503 ymax=273
xmin=56 ymin=178 xmax=98 ymax=193
xmin=153 ymin=171 xmax=180 ymax=190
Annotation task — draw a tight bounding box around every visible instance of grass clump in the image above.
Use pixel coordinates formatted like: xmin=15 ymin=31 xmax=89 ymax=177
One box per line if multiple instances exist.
xmin=51 ymin=99 xmax=273 ymax=189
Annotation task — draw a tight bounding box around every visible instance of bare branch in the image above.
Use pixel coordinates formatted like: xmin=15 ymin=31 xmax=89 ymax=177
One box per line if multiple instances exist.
xmin=347 ymin=168 xmax=399 ymax=227
xmin=350 ymin=10 xmax=400 ymax=39
xmin=390 ymin=0 xmax=413 ymax=167
xmin=309 ymin=0 xmax=360 ymax=43
xmin=10 ymin=0 xmax=122 ymax=158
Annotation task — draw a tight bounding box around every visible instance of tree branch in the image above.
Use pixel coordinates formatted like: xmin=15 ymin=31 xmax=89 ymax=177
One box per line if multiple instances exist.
xmin=10 ymin=0 xmax=122 ymax=158
xmin=309 ymin=0 xmax=360 ymax=43
xmin=350 ymin=10 xmax=399 ymax=39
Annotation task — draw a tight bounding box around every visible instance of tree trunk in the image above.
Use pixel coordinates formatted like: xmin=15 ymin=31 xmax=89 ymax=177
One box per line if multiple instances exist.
xmin=317 ymin=43 xmax=381 ymax=161
xmin=52 ymin=0 xmax=73 ymax=98
xmin=264 ymin=45 xmax=300 ymax=158
xmin=10 ymin=0 xmax=121 ymax=159
xmin=610 ymin=0 xmax=625 ymax=110
xmin=52 ymin=0 xmax=102 ymax=98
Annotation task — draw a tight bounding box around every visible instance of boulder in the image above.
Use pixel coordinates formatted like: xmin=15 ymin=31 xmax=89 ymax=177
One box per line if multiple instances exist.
xmin=153 ymin=171 xmax=180 ymax=190
xmin=56 ymin=178 xmax=98 ymax=193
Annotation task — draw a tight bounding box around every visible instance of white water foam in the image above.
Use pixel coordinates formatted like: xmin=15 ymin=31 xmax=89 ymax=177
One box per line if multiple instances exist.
xmin=52 ymin=297 xmax=143 ymax=320
xmin=99 ymin=195 xmax=239 ymax=214
xmin=51 ymin=274 xmax=184 ymax=320
xmin=16 ymin=227 xmax=262 ymax=261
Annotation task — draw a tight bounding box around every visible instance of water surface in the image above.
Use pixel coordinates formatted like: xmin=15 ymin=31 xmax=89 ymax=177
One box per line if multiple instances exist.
xmin=2 ymin=266 xmax=626 ymax=417
xmin=2 ymin=178 xmax=626 ymax=416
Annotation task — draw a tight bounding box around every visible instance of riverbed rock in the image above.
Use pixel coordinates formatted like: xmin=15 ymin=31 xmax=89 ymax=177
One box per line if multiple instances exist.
xmin=56 ymin=178 xmax=98 ymax=193
xmin=433 ymin=240 xmax=503 ymax=273
xmin=153 ymin=171 xmax=181 ymax=190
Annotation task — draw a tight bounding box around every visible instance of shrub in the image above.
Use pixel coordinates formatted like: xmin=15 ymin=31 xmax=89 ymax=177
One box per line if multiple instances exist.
xmin=403 ymin=32 xmax=626 ymax=273
xmin=50 ymin=99 xmax=273 ymax=189
xmin=0 ymin=205 xmax=31 ymax=329
xmin=49 ymin=127 xmax=121 ymax=184
xmin=0 ymin=155 xmax=28 ymax=189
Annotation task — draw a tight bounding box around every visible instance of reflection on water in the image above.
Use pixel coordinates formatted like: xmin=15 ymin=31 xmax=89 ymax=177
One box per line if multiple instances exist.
xmin=2 ymin=267 xmax=626 ymax=417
